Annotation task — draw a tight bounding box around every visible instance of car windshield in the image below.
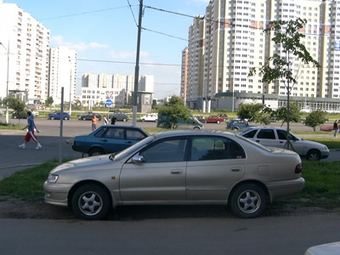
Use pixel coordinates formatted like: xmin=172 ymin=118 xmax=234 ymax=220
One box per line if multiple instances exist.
xmin=111 ymin=135 xmax=155 ymax=161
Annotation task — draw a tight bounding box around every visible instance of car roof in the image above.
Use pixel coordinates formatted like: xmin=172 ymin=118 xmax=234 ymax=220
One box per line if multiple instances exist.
xmin=152 ymin=130 xmax=234 ymax=139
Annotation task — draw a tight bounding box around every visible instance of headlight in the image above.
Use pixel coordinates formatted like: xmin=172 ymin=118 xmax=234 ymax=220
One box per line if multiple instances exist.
xmin=47 ymin=174 xmax=59 ymax=183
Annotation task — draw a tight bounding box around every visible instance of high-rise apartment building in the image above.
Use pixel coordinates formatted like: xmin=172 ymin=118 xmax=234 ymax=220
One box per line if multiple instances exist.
xmin=49 ymin=46 xmax=77 ymax=104
xmin=81 ymin=73 xmax=154 ymax=108
xmin=180 ymin=48 xmax=188 ymax=103
xmin=184 ymin=0 xmax=340 ymax=111
xmin=0 ymin=2 xmax=50 ymax=105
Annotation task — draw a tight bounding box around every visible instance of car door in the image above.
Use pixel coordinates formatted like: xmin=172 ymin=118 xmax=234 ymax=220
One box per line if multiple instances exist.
xmin=277 ymin=130 xmax=304 ymax=155
xmin=186 ymin=136 xmax=246 ymax=201
xmin=253 ymin=128 xmax=281 ymax=148
xmin=119 ymin=137 xmax=187 ymax=201
xmin=97 ymin=127 xmax=127 ymax=152
xmin=124 ymin=129 xmax=147 ymax=148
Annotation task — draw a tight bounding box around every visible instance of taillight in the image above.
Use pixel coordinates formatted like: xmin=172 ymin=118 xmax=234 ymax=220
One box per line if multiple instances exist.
xmin=295 ymin=163 xmax=302 ymax=174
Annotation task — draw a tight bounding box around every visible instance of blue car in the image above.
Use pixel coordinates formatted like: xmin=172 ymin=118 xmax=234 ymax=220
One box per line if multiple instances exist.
xmin=48 ymin=111 xmax=71 ymax=120
xmin=71 ymin=125 xmax=148 ymax=156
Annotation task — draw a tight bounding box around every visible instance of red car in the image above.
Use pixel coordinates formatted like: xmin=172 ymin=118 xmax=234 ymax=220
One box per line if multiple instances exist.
xmin=320 ymin=125 xmax=334 ymax=131
xmin=205 ymin=116 xmax=225 ymax=123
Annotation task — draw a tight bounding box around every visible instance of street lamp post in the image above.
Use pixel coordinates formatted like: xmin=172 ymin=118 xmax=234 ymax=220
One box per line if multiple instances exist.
xmin=0 ymin=41 xmax=10 ymax=124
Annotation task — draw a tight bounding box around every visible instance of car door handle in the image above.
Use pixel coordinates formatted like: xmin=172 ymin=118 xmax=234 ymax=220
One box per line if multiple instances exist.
xmin=255 ymin=140 xmax=260 ymax=142
xmin=171 ymin=169 xmax=183 ymax=174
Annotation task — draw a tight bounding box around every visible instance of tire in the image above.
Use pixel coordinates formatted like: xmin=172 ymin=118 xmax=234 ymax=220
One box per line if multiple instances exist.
xmin=82 ymin=117 xmax=86 ymax=120
xmin=217 ymin=121 xmax=220 ymax=124
xmin=193 ymin=127 xmax=200 ymax=130
xmin=141 ymin=119 xmax=145 ymax=122
xmin=229 ymin=183 xmax=267 ymax=218
xmin=71 ymin=184 xmax=111 ymax=220
xmin=306 ymin=149 xmax=321 ymax=161
xmin=123 ymin=118 xmax=127 ymax=122
xmin=50 ymin=117 xmax=54 ymax=120
xmin=89 ymin=148 xmax=104 ymax=156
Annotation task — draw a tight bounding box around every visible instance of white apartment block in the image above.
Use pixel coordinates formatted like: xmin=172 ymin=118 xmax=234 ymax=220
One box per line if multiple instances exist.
xmin=81 ymin=73 xmax=154 ymax=108
xmin=49 ymin=46 xmax=77 ymax=105
xmin=184 ymin=0 xmax=340 ymax=111
xmin=180 ymin=47 xmax=188 ymax=103
xmin=0 ymin=2 xmax=50 ymax=105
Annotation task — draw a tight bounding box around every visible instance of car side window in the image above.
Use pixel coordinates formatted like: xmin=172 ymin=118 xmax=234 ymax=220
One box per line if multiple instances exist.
xmin=242 ymin=129 xmax=257 ymax=138
xmin=94 ymin=127 xmax=107 ymax=137
xmin=257 ymin=129 xmax=275 ymax=139
xmin=139 ymin=138 xmax=187 ymax=163
xmin=277 ymin=130 xmax=289 ymax=140
xmin=190 ymin=137 xmax=245 ymax=161
xmin=126 ymin=130 xmax=146 ymax=140
xmin=103 ymin=128 xmax=125 ymax=139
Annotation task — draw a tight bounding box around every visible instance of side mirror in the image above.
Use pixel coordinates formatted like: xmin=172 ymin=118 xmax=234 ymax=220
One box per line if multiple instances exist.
xmin=132 ymin=155 xmax=145 ymax=164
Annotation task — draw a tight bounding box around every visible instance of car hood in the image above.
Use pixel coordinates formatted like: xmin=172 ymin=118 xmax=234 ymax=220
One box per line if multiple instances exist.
xmin=50 ymin=154 xmax=116 ymax=175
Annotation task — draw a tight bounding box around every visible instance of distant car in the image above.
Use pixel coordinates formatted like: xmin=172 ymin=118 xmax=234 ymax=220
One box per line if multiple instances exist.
xmin=304 ymin=241 xmax=340 ymax=255
xmin=48 ymin=111 xmax=70 ymax=120
xmin=0 ymin=109 xmax=3 ymax=115
xmin=77 ymin=112 xmax=102 ymax=121
xmin=194 ymin=116 xmax=207 ymax=123
xmin=44 ymin=130 xmax=304 ymax=220
xmin=109 ymin=113 xmax=129 ymax=122
xmin=140 ymin=113 xmax=158 ymax=122
xmin=70 ymin=125 xmax=148 ymax=156
xmin=11 ymin=111 xmax=27 ymax=119
xmin=320 ymin=125 xmax=335 ymax=131
xmin=239 ymin=127 xmax=330 ymax=161
xmin=31 ymin=111 xmax=39 ymax=117
xmin=205 ymin=116 xmax=225 ymax=124
xmin=226 ymin=119 xmax=251 ymax=130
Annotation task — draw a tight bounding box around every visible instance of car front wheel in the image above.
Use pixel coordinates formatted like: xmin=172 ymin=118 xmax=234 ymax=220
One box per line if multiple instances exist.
xmin=229 ymin=183 xmax=267 ymax=218
xmin=123 ymin=118 xmax=127 ymax=122
xmin=306 ymin=149 xmax=321 ymax=161
xmin=71 ymin=184 xmax=111 ymax=220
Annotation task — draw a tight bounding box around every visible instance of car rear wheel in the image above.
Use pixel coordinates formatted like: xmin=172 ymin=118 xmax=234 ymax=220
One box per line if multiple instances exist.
xmin=89 ymin=148 xmax=104 ymax=156
xmin=71 ymin=184 xmax=111 ymax=220
xmin=217 ymin=121 xmax=220 ymax=124
xmin=50 ymin=117 xmax=54 ymax=120
xmin=306 ymin=149 xmax=321 ymax=161
xmin=229 ymin=183 xmax=267 ymax=218
xmin=123 ymin=118 xmax=127 ymax=122
xmin=82 ymin=117 xmax=86 ymax=120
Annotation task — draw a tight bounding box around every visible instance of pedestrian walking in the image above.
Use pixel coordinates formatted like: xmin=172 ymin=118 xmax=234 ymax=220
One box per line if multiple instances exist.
xmin=111 ymin=115 xmax=117 ymax=125
xmin=19 ymin=111 xmax=42 ymax=150
xmin=103 ymin=116 xmax=108 ymax=125
xmin=92 ymin=115 xmax=98 ymax=131
xmin=334 ymin=120 xmax=339 ymax=137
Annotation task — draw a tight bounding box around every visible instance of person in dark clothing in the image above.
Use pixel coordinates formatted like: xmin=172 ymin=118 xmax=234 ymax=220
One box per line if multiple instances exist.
xmin=334 ymin=120 xmax=339 ymax=137
xmin=111 ymin=115 xmax=117 ymax=125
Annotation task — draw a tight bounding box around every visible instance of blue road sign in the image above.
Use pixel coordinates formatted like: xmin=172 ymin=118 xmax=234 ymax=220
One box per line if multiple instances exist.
xmin=106 ymin=99 xmax=113 ymax=107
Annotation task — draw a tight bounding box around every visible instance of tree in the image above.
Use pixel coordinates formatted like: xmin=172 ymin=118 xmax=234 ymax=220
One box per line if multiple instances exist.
xmin=45 ymin=97 xmax=54 ymax=109
xmin=237 ymin=103 xmax=272 ymax=124
xmin=248 ymin=18 xmax=320 ymax=131
xmin=3 ymin=97 xmax=26 ymax=113
xmin=274 ymin=101 xmax=301 ymax=127
xmin=304 ymin=110 xmax=327 ymax=131
xmin=157 ymin=95 xmax=191 ymax=129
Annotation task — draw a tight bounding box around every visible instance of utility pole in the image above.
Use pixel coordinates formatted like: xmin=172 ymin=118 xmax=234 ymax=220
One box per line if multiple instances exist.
xmin=132 ymin=0 xmax=143 ymax=126
xmin=0 ymin=41 xmax=10 ymax=124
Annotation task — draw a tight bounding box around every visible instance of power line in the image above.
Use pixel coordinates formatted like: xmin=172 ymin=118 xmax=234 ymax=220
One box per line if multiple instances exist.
xmin=77 ymin=58 xmax=181 ymax=67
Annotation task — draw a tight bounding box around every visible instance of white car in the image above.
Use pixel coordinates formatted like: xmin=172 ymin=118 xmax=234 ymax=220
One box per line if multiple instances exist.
xmin=305 ymin=241 xmax=340 ymax=255
xmin=140 ymin=113 xmax=158 ymax=122
xmin=239 ymin=127 xmax=330 ymax=161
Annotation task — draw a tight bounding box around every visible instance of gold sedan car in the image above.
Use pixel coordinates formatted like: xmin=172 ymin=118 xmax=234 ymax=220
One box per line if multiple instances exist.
xmin=44 ymin=130 xmax=305 ymax=220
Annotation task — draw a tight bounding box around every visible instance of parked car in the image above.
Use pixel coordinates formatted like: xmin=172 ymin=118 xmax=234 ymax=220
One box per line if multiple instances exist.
xmin=48 ymin=111 xmax=70 ymax=120
xmin=194 ymin=116 xmax=207 ymax=123
xmin=109 ymin=113 xmax=129 ymax=122
xmin=304 ymin=241 xmax=340 ymax=255
xmin=320 ymin=125 xmax=335 ymax=131
xmin=140 ymin=113 xmax=158 ymax=122
xmin=77 ymin=112 xmax=102 ymax=121
xmin=31 ymin=111 xmax=39 ymax=117
xmin=70 ymin=125 xmax=148 ymax=156
xmin=205 ymin=115 xmax=225 ymax=123
xmin=157 ymin=114 xmax=204 ymax=129
xmin=226 ymin=119 xmax=251 ymax=130
xmin=239 ymin=127 xmax=330 ymax=161
xmin=11 ymin=111 xmax=27 ymax=119
xmin=44 ymin=130 xmax=304 ymax=220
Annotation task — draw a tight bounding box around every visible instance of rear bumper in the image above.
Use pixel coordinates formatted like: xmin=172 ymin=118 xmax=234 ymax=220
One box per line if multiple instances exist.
xmin=266 ymin=177 xmax=305 ymax=201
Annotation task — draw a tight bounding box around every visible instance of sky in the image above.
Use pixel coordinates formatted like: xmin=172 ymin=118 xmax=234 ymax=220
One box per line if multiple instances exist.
xmin=4 ymin=0 xmax=210 ymax=99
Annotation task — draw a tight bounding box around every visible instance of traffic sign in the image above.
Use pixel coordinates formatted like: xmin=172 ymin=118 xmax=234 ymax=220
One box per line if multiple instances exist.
xmin=106 ymin=99 xmax=113 ymax=107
